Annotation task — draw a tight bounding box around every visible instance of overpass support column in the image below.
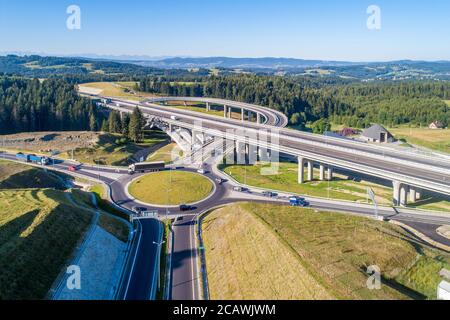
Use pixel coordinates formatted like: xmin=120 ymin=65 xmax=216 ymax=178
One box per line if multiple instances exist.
xmin=327 ymin=167 xmax=333 ymax=181
xmin=409 ymin=187 xmax=417 ymax=203
xmin=298 ymin=157 xmax=305 ymax=184
xmin=235 ymin=141 xmax=245 ymax=165
xmin=393 ymin=181 xmax=401 ymax=206
xmin=256 ymin=113 xmax=261 ymax=124
xmin=415 ymin=189 xmax=422 ymax=201
xmin=241 ymin=108 xmax=245 ymax=122
xmin=206 ymin=102 xmax=210 ymax=112
xmin=400 ymin=185 xmax=408 ymax=207
xmin=319 ymin=164 xmax=325 ymax=181
xmin=228 ymin=107 xmax=232 ymax=118
xmin=307 ymin=161 xmax=314 ymax=181
xmin=224 ymin=105 xmax=227 ymax=118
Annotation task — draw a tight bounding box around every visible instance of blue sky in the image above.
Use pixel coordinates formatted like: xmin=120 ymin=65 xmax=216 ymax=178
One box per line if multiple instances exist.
xmin=0 ymin=0 xmax=449 ymax=61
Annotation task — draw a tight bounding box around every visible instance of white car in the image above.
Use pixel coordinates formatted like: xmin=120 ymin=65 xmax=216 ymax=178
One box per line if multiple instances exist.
xmin=197 ymin=169 xmax=206 ymax=174
xmin=170 ymin=115 xmax=179 ymax=121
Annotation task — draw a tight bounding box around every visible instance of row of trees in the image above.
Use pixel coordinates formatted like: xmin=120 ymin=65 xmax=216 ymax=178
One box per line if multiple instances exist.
xmin=139 ymin=75 xmax=450 ymax=128
xmin=0 ymin=77 xmax=101 ymax=134
xmin=102 ymin=107 xmax=146 ymax=142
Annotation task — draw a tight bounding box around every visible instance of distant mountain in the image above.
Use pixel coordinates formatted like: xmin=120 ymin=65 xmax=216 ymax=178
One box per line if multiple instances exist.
xmin=136 ymin=56 xmax=357 ymax=69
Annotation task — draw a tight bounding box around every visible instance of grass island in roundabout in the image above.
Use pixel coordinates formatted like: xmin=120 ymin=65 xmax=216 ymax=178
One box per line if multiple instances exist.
xmin=128 ymin=171 xmax=214 ymax=206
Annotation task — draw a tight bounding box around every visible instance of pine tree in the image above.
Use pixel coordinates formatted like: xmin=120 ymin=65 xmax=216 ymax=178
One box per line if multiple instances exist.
xmin=129 ymin=107 xmax=144 ymax=142
xmin=89 ymin=112 xmax=97 ymax=131
xmin=101 ymin=119 xmax=109 ymax=132
xmin=108 ymin=111 xmax=121 ymax=133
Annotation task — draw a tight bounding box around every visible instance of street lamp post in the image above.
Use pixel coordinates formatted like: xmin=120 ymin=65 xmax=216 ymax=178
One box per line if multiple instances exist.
xmin=153 ymin=240 xmax=166 ymax=290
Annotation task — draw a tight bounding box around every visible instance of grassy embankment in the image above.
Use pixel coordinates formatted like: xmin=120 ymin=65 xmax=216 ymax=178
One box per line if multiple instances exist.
xmin=161 ymin=101 xmax=225 ymax=118
xmin=0 ymin=160 xmax=130 ymax=299
xmin=65 ymin=130 xmax=169 ymax=166
xmin=0 ymin=161 xmax=92 ymax=299
xmin=128 ymin=171 xmax=213 ymax=205
xmin=219 ymin=161 xmax=450 ymax=211
xmin=147 ymin=142 xmax=184 ymax=164
xmin=202 ymin=203 xmax=450 ymax=300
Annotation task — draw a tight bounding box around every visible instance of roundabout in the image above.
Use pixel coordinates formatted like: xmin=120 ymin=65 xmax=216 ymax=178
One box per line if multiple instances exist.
xmin=128 ymin=170 xmax=214 ymax=206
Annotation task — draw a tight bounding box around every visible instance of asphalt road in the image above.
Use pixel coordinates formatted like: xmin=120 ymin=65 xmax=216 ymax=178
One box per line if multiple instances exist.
xmin=108 ymin=99 xmax=450 ymax=194
xmin=2 ymin=142 xmax=450 ymax=301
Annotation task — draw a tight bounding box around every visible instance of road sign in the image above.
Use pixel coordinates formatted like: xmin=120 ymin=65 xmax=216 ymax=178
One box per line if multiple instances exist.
xmin=131 ymin=210 xmax=158 ymax=221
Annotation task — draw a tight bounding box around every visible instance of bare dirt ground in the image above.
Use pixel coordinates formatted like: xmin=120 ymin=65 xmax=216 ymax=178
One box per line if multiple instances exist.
xmin=0 ymin=132 xmax=99 ymax=155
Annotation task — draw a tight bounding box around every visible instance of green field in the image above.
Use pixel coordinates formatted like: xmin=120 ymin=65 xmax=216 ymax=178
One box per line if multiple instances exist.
xmin=128 ymin=171 xmax=213 ymax=205
xmin=66 ymin=131 xmax=168 ymax=166
xmin=0 ymin=161 xmax=93 ymax=299
xmin=220 ymin=162 xmax=393 ymax=205
xmin=202 ymin=203 xmax=450 ymax=300
xmin=390 ymin=127 xmax=450 ymax=154
xmin=77 ymin=81 xmax=154 ymax=101
xmin=220 ymin=161 xmax=450 ymax=211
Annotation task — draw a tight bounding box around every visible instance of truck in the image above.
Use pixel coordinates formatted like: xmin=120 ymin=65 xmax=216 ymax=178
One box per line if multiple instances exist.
xmin=128 ymin=161 xmax=165 ymax=174
xmin=289 ymin=196 xmax=309 ymax=207
xmin=16 ymin=153 xmax=50 ymax=165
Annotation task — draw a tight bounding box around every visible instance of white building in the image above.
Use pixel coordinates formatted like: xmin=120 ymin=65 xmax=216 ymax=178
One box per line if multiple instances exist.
xmin=361 ymin=124 xmax=394 ymax=143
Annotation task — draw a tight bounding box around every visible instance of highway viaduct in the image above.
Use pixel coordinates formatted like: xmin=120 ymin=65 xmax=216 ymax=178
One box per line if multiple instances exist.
xmin=100 ymin=96 xmax=450 ymax=208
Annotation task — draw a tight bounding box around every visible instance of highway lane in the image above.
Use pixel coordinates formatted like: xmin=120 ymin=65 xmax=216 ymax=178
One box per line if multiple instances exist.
xmin=108 ymin=100 xmax=450 ymax=194
xmin=112 ymin=97 xmax=450 ymax=172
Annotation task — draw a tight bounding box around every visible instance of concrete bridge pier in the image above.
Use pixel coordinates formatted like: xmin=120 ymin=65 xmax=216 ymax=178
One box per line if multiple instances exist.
xmin=206 ymin=102 xmax=210 ymax=112
xmin=409 ymin=187 xmax=417 ymax=203
xmin=224 ymin=105 xmax=228 ymax=118
xmin=319 ymin=164 xmax=325 ymax=181
xmin=393 ymin=181 xmax=401 ymax=206
xmin=241 ymin=108 xmax=245 ymax=122
xmin=307 ymin=161 xmax=314 ymax=181
xmin=235 ymin=141 xmax=246 ymax=165
xmin=327 ymin=167 xmax=333 ymax=181
xmin=400 ymin=185 xmax=409 ymax=207
xmin=298 ymin=156 xmax=305 ymax=184
xmin=228 ymin=106 xmax=232 ymax=118
xmin=256 ymin=113 xmax=261 ymax=124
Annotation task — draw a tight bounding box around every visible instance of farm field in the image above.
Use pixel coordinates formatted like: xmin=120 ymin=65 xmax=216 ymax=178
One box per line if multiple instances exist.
xmin=390 ymin=127 xmax=450 ymax=154
xmin=202 ymin=203 xmax=450 ymax=300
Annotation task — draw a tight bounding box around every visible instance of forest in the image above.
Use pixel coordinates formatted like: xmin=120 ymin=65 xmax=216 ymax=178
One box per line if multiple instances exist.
xmin=140 ymin=75 xmax=450 ymax=128
xmin=0 ymin=77 xmax=101 ymax=134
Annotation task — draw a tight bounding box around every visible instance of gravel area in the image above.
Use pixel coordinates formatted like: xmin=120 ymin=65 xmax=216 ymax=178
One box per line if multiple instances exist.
xmin=54 ymin=226 xmax=127 ymax=300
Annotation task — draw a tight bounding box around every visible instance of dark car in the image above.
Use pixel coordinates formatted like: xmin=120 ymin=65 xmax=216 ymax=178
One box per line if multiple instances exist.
xmin=262 ymin=191 xmax=277 ymax=198
xmin=179 ymin=204 xmax=194 ymax=211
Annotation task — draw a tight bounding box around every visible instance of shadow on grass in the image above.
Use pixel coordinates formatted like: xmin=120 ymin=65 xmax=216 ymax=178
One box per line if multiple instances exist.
xmin=0 ymin=168 xmax=68 ymax=190
xmin=0 ymin=191 xmax=92 ymax=299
